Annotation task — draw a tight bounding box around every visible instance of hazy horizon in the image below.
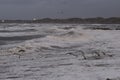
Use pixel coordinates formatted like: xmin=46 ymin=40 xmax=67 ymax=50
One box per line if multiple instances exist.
xmin=0 ymin=0 xmax=120 ymax=19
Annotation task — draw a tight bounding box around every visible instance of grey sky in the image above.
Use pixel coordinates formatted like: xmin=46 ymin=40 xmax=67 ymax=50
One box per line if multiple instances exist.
xmin=0 ymin=0 xmax=120 ymax=19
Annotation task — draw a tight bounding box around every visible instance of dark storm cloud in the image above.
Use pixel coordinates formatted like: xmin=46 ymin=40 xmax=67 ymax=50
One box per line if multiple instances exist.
xmin=0 ymin=0 xmax=120 ymax=19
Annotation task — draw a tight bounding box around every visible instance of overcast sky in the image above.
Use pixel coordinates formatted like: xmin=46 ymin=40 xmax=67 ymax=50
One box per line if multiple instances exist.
xmin=0 ymin=0 xmax=120 ymax=19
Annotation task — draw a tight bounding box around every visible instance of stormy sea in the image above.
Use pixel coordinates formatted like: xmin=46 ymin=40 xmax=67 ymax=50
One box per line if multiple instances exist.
xmin=0 ymin=23 xmax=120 ymax=80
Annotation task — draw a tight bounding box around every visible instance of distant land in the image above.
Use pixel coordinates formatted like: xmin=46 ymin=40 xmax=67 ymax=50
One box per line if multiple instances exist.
xmin=0 ymin=17 xmax=120 ymax=24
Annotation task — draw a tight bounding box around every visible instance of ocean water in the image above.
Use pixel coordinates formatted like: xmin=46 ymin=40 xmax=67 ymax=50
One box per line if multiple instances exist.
xmin=0 ymin=23 xmax=119 ymax=48
xmin=0 ymin=23 xmax=120 ymax=80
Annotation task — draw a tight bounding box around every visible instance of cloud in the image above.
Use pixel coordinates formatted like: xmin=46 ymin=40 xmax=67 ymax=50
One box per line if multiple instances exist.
xmin=0 ymin=0 xmax=41 ymax=5
xmin=0 ymin=0 xmax=120 ymax=19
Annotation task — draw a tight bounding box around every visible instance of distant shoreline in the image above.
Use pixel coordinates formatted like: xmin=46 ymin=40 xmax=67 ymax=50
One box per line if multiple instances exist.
xmin=0 ymin=17 xmax=120 ymax=24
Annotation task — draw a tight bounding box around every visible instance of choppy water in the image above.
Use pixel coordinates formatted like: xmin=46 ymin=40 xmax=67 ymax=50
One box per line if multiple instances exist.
xmin=0 ymin=23 xmax=120 ymax=80
xmin=0 ymin=23 xmax=119 ymax=47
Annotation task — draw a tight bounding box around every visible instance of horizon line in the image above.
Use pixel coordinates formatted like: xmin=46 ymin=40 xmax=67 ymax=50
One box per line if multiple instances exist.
xmin=0 ymin=17 xmax=120 ymax=20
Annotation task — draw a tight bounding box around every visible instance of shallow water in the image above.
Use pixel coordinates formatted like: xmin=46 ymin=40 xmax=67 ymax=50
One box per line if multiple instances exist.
xmin=0 ymin=23 xmax=120 ymax=80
